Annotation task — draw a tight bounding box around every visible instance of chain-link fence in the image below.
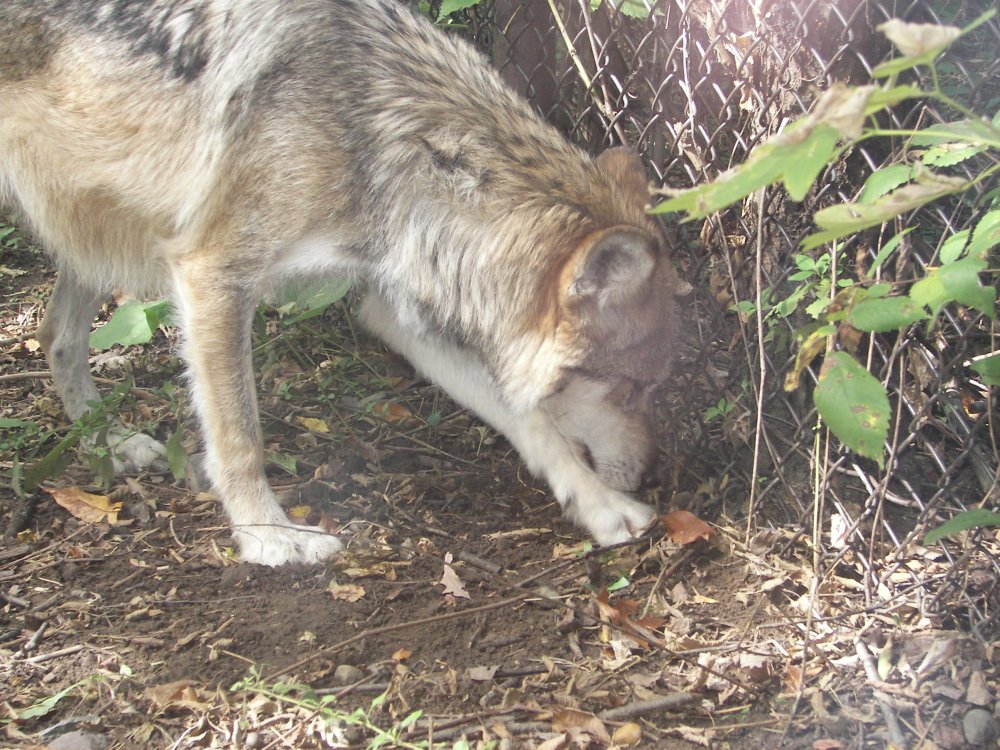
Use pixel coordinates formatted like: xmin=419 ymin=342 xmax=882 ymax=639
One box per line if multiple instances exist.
xmin=468 ymin=0 xmax=1000 ymax=638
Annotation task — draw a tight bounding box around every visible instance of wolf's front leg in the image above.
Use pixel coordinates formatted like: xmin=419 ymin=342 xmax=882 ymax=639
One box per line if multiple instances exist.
xmin=499 ymin=409 xmax=657 ymax=544
xmin=360 ymin=294 xmax=656 ymax=545
xmin=174 ymin=262 xmax=342 ymax=566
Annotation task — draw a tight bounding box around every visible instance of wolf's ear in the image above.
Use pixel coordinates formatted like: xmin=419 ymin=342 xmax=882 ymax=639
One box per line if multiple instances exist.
xmin=596 ymin=147 xmax=649 ymax=204
xmin=567 ymin=227 xmax=656 ymax=307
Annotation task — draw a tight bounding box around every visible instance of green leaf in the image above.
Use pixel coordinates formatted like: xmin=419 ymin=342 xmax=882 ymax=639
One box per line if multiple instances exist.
xmin=858 ymin=164 xmax=912 ymax=204
xmin=805 ymin=295 xmax=832 ymax=318
xmin=939 ymin=230 xmax=970 ymax=264
xmin=967 ymin=209 xmax=1000 ymax=260
xmin=866 ymin=230 xmax=910 ymax=277
xmin=846 ymin=296 xmax=928 ymax=332
xmin=437 ymin=0 xmax=480 ymax=19
xmin=89 ymin=299 xmax=173 ymax=350
xmin=399 ymin=710 xmax=424 ymax=729
xmin=143 ymin=299 xmax=173 ymax=329
xmin=802 ymin=172 xmax=968 ymax=251
xmin=970 ymin=352 xmax=1000 ymax=385
xmin=651 ymin=152 xmax=784 ymax=218
xmin=599 ymin=0 xmax=653 ymax=18
xmin=0 ymin=418 xmax=34 ymax=429
xmin=731 ymin=300 xmax=757 ymax=321
xmin=651 ymin=124 xmax=839 ymax=218
xmin=781 ymin=125 xmax=840 ymax=201
xmin=278 ymin=278 xmax=352 ymax=325
xmin=909 ymin=256 xmax=996 ymax=322
xmin=24 ymin=432 xmax=80 ymax=492
xmin=165 ymin=429 xmax=188 ymax=483
xmin=920 ymin=143 xmax=987 ymax=168
xmin=607 ymin=575 xmax=631 ymax=593
xmin=814 ymin=352 xmax=890 ymax=466
xmin=265 ymin=450 xmax=298 ymax=474
xmin=18 ymin=679 xmax=89 ymax=720
xmin=910 ymin=119 xmax=1000 ymax=149
xmin=925 ymin=509 xmax=1000 ymax=544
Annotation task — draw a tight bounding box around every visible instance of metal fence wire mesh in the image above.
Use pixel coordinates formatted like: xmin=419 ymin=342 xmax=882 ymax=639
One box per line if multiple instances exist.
xmin=467 ymin=0 xmax=1000 ymax=638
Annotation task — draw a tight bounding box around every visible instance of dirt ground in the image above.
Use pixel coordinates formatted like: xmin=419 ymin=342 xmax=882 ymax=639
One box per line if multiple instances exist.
xmin=3 ymin=229 xmax=998 ymax=750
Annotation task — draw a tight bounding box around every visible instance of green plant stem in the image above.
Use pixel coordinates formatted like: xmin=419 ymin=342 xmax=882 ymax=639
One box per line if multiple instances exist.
xmin=929 ymin=61 xmax=942 ymax=105
xmin=543 ymin=0 xmax=619 ymax=128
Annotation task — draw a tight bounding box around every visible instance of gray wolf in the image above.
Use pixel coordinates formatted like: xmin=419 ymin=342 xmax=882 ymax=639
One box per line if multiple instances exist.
xmin=0 ymin=0 xmax=686 ymax=565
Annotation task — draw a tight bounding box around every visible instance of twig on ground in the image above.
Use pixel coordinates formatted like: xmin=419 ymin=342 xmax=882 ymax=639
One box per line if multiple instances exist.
xmin=855 ymin=636 xmax=908 ymax=748
xmin=19 ymin=620 xmax=48 ymax=656
xmin=598 ymin=692 xmax=697 ymax=722
xmin=0 ymin=331 xmax=36 ymax=347
xmin=93 ymin=376 xmax=163 ymax=402
xmin=642 ymin=545 xmax=697 ymax=617
xmin=411 ymin=718 xmax=554 ymax=745
xmin=1 ymin=588 xmax=30 ymax=608
xmin=26 ymin=644 xmax=84 ymax=665
xmin=454 ymin=549 xmax=503 ymax=574
xmin=0 ymin=370 xmax=50 ymax=383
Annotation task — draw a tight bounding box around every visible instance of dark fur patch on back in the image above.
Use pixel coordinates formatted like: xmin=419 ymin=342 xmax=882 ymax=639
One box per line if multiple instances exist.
xmin=0 ymin=11 xmax=60 ymax=81
xmin=54 ymin=0 xmax=211 ymax=80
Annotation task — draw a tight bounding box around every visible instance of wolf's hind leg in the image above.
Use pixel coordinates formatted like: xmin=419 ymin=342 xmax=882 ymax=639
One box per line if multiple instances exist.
xmin=37 ymin=268 xmax=168 ymax=473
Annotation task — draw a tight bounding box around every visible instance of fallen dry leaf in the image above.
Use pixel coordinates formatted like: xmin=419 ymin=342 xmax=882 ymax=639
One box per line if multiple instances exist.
xmin=343 ymin=562 xmax=399 ymax=581
xmin=144 ymin=680 xmax=210 ymax=711
xmin=467 ymin=665 xmax=499 ymax=681
xmin=594 ymin=590 xmax=666 ymax=649
xmin=297 ymin=416 xmax=330 ymax=434
xmin=392 ymin=648 xmax=412 ymax=661
xmin=660 ymin=510 xmax=715 ymax=545
xmin=287 ymin=504 xmax=314 ymax=522
xmin=552 ymin=541 xmax=589 ymax=559
xmin=552 ymin=707 xmax=611 ymax=744
xmin=47 ymin=487 xmax=122 ymax=524
xmin=439 ymin=563 xmax=470 ymax=599
xmin=536 ymin=734 xmax=569 ymax=750
xmin=327 ymin=582 xmax=366 ymax=602
xmin=613 ymin=722 xmax=643 ymax=746
xmin=371 ymin=401 xmax=412 ymax=423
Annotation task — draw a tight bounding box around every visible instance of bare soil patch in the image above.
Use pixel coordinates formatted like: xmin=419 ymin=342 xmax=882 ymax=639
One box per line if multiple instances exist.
xmin=3 ymin=232 xmax=997 ymax=749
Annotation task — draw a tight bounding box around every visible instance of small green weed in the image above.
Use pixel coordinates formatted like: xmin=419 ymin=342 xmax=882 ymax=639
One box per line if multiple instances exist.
xmin=231 ymin=669 xmax=496 ymax=750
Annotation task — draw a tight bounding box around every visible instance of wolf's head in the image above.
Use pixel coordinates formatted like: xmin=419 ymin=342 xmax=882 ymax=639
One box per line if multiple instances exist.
xmin=535 ymin=148 xmax=688 ymax=492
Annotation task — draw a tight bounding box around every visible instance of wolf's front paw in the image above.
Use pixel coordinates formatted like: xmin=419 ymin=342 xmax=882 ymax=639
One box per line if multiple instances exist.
xmin=234 ymin=524 xmax=343 ymax=567
xmin=572 ymin=489 xmax=656 ymax=546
